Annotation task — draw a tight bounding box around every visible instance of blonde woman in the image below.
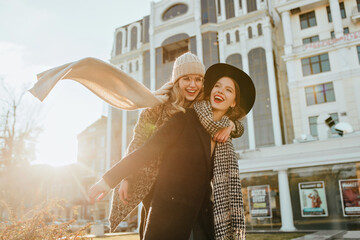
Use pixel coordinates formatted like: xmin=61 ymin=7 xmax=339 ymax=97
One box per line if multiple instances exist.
xmin=91 ymin=53 xmax=244 ymax=236
xmin=89 ymin=63 xmax=255 ymax=239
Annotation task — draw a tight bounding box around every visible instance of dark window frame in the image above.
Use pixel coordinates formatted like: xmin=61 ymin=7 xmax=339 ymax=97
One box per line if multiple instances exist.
xmin=162 ymin=4 xmax=188 ymax=21
xmin=300 ymin=11 xmax=317 ymax=29
xmin=226 ymin=33 xmax=231 ymax=44
xmin=130 ymin=27 xmax=137 ymax=51
xmin=115 ymin=32 xmax=123 ymax=55
xmin=257 ymin=23 xmax=263 ymax=36
xmin=247 ymin=0 xmax=257 ymax=13
xmin=225 ymin=0 xmax=235 ymax=19
xmin=248 ymin=26 xmax=253 ymax=39
xmin=305 ymin=82 xmax=336 ymax=106
xmin=301 ymin=53 xmax=331 ymax=76
xmin=326 ymin=2 xmax=346 ymax=23
xmin=235 ymin=30 xmax=240 ymax=42
xmin=302 ymin=35 xmax=319 ymax=44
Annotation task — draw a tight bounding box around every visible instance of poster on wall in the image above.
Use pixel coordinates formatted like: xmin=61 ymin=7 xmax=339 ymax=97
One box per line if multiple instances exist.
xmin=298 ymin=181 xmax=328 ymax=217
xmin=339 ymin=179 xmax=360 ymax=217
xmin=248 ymin=185 xmax=272 ymax=218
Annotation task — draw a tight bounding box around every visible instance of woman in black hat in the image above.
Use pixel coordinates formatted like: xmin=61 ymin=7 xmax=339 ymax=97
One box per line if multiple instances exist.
xmin=89 ymin=63 xmax=255 ymax=240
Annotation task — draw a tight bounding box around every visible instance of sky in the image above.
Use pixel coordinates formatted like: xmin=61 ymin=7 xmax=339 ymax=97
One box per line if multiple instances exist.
xmin=0 ymin=0 xmax=155 ymax=166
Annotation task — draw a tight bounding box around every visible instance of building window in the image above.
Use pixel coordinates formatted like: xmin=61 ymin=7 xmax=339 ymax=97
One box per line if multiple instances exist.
xmin=331 ymin=28 xmax=349 ymax=39
xmin=309 ymin=112 xmax=339 ymax=137
xmin=248 ymin=26 xmax=253 ymax=39
xmin=327 ymin=2 xmax=346 ymax=22
xmin=163 ymin=4 xmax=188 ymax=21
xmin=239 ymin=0 xmax=242 ymax=8
xmin=162 ymin=40 xmax=189 ymax=64
xmin=301 ymin=53 xmax=330 ymax=76
xmin=305 ymin=82 xmax=335 ymax=105
xmin=226 ymin=33 xmax=231 ymax=44
xmin=201 ymin=0 xmax=217 ymax=24
xmin=217 ymin=0 xmax=221 ymax=15
xmin=300 ymin=11 xmax=317 ymax=29
xmin=225 ymin=0 xmax=235 ymax=19
xmin=340 ymin=2 xmax=347 ymax=18
xmin=358 ymin=0 xmax=360 ymax=12
xmin=202 ymin=32 xmax=219 ymax=69
xmin=248 ymin=48 xmax=274 ymax=147
xmin=235 ymin=30 xmax=240 ymax=42
xmin=309 ymin=116 xmax=318 ymax=137
xmin=257 ymin=24 xmax=262 ymax=36
xmin=130 ymin=27 xmax=137 ymax=50
xmin=247 ymin=0 xmax=257 ymax=13
xmin=303 ymin=35 xmax=319 ymax=44
xmin=357 ymin=45 xmax=360 ymax=63
xmin=136 ymin=60 xmax=139 ymax=71
xmin=331 ymin=31 xmax=335 ymax=39
xmin=129 ymin=62 xmax=132 ymax=73
xmin=115 ymin=32 xmax=122 ymax=55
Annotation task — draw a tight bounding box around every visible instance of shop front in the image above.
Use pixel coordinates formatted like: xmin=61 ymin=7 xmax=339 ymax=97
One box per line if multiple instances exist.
xmin=238 ymin=133 xmax=360 ymax=231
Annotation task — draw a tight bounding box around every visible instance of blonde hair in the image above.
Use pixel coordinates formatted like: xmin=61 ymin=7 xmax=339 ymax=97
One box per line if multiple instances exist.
xmin=164 ymin=78 xmax=204 ymax=116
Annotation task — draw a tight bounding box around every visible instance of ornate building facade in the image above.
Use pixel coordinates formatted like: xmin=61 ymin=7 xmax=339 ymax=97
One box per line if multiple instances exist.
xmin=106 ymin=0 xmax=360 ymax=231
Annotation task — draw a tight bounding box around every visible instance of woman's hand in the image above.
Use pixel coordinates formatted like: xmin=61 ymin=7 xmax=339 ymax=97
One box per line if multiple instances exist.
xmin=153 ymin=81 xmax=173 ymax=103
xmin=213 ymin=121 xmax=234 ymax=143
xmin=118 ymin=180 xmax=130 ymax=205
xmin=88 ymin=179 xmax=111 ymax=203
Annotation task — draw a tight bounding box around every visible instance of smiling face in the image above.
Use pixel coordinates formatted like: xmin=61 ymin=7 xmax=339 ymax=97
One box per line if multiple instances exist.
xmin=178 ymin=74 xmax=204 ymax=102
xmin=210 ymin=77 xmax=237 ymax=115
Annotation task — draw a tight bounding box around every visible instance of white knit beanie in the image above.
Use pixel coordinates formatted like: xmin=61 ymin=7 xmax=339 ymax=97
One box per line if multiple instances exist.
xmin=171 ymin=52 xmax=205 ymax=83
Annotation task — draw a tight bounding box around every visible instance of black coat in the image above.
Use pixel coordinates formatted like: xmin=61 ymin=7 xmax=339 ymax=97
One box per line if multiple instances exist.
xmin=103 ymin=109 xmax=214 ymax=240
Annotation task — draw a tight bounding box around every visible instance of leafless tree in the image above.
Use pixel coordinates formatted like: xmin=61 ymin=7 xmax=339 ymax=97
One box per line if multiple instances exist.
xmin=0 ymin=79 xmax=43 ymax=167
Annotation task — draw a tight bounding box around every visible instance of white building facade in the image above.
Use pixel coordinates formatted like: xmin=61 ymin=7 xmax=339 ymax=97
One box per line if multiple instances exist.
xmin=107 ymin=0 xmax=360 ymax=231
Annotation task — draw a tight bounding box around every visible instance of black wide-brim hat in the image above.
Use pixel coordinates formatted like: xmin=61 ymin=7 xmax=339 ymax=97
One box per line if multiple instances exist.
xmin=204 ymin=63 xmax=256 ymax=116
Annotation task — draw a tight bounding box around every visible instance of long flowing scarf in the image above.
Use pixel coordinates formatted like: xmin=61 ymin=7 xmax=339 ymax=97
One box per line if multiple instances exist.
xmin=194 ymin=101 xmax=246 ymax=240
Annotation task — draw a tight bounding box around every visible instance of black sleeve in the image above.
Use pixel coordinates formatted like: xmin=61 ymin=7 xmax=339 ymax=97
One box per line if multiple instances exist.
xmin=231 ymin=119 xmax=244 ymax=139
xmin=103 ymin=111 xmax=187 ymax=188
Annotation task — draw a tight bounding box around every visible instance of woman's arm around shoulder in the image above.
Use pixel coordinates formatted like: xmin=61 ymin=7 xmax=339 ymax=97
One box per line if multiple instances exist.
xmin=231 ymin=119 xmax=244 ymax=139
xmin=102 ymin=111 xmax=187 ymax=189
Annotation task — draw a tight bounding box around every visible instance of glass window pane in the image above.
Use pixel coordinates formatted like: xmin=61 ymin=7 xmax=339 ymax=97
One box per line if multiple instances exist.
xmin=315 ymin=85 xmax=325 ymax=103
xmin=327 ymin=6 xmax=332 ymax=22
xmin=321 ymin=60 xmax=331 ymax=72
xmin=309 ymin=116 xmax=318 ymax=136
xmin=305 ymin=87 xmax=315 ymax=105
xmin=302 ymin=59 xmax=311 ymax=76
xmin=306 ymin=93 xmax=316 ymax=105
xmin=340 ymin=2 xmax=346 ymax=18
xmin=303 ymin=38 xmax=310 ymax=44
xmin=325 ymin=89 xmax=335 ymax=102
xmin=312 ymin=62 xmax=320 ymax=74
xmin=320 ymin=54 xmax=328 ymax=61
xmin=300 ymin=19 xmax=308 ymax=29
xmin=310 ymin=56 xmax=319 ymax=63
xmin=312 ymin=35 xmax=319 ymax=42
